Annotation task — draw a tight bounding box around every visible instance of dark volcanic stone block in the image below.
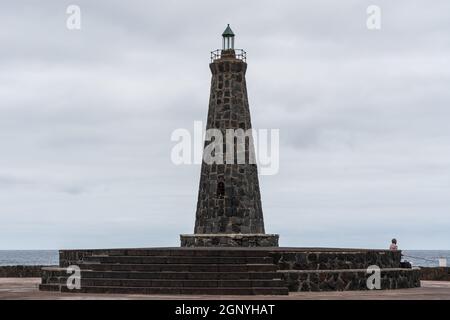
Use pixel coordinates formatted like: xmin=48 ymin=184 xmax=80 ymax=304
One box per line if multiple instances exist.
xmin=0 ymin=265 xmax=54 ymax=278
xmin=271 ymin=250 xmax=403 ymax=270
xmin=180 ymin=234 xmax=279 ymax=247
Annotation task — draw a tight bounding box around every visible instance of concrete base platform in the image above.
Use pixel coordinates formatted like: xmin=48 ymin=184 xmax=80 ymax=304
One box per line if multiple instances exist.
xmin=1 ymin=278 xmax=449 ymax=300
xmin=180 ymin=234 xmax=279 ymax=247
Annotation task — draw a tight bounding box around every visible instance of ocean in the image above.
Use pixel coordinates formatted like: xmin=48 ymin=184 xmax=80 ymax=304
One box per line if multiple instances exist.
xmin=0 ymin=250 xmax=59 ymax=266
xmin=402 ymin=250 xmax=450 ymax=268
xmin=0 ymin=250 xmax=448 ymax=267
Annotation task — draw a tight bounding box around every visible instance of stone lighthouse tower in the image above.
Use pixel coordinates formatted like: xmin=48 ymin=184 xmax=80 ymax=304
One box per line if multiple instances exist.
xmin=181 ymin=25 xmax=279 ymax=247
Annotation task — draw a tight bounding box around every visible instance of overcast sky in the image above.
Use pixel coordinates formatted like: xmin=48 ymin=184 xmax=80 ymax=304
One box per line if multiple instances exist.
xmin=1 ymin=0 xmax=449 ymax=250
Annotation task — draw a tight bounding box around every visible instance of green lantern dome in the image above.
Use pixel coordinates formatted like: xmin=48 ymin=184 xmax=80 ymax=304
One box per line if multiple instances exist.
xmin=222 ymin=24 xmax=235 ymax=37
xmin=222 ymin=24 xmax=235 ymax=50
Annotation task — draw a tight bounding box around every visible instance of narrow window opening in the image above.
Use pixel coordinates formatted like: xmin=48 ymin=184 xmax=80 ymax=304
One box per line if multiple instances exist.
xmin=217 ymin=181 xmax=225 ymax=198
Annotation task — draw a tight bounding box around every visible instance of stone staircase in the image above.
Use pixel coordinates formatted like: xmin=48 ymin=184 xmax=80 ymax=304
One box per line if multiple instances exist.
xmin=39 ymin=248 xmax=289 ymax=295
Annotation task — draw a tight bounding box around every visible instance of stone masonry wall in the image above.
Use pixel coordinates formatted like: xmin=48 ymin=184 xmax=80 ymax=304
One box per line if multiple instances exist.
xmin=281 ymin=269 xmax=421 ymax=292
xmin=194 ymin=53 xmax=265 ymax=235
xmin=180 ymin=234 xmax=279 ymax=247
xmin=0 ymin=265 xmax=55 ymax=278
xmin=420 ymin=267 xmax=450 ymax=281
xmin=270 ymin=250 xmax=402 ymax=270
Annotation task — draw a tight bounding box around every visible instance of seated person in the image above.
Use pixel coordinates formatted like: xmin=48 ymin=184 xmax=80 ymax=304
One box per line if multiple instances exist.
xmin=390 ymin=238 xmax=398 ymax=250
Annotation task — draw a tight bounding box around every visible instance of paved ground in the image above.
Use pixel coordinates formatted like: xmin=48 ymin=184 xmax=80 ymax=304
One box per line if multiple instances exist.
xmin=1 ymin=279 xmax=450 ymax=300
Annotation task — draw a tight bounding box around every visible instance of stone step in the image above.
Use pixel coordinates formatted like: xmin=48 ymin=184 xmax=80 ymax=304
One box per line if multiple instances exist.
xmin=79 ymin=263 xmax=278 ymax=273
xmin=43 ymin=269 xmax=280 ymax=280
xmin=50 ymin=278 xmax=286 ymax=288
xmin=117 ymin=249 xmax=273 ymax=257
xmin=60 ymin=248 xmax=274 ymax=265
xmin=84 ymin=255 xmax=273 ymax=265
xmin=40 ymin=284 xmax=289 ymax=295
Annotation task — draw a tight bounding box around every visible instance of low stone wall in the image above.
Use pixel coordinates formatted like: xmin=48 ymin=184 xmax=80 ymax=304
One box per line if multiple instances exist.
xmin=281 ymin=268 xmax=421 ymax=292
xmin=270 ymin=249 xmax=402 ymax=270
xmin=420 ymin=267 xmax=450 ymax=281
xmin=0 ymin=265 xmax=55 ymax=278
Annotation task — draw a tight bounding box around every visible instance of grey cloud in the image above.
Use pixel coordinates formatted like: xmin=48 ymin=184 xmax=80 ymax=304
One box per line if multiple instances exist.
xmin=0 ymin=0 xmax=449 ymax=249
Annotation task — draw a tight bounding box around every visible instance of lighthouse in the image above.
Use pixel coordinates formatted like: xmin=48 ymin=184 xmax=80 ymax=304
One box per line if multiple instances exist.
xmin=181 ymin=25 xmax=279 ymax=247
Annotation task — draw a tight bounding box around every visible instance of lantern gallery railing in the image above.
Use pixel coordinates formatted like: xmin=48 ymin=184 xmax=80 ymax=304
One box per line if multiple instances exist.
xmin=210 ymin=49 xmax=247 ymax=63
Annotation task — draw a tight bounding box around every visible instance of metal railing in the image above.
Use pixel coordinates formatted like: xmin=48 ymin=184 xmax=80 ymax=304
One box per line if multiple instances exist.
xmin=210 ymin=49 xmax=247 ymax=63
